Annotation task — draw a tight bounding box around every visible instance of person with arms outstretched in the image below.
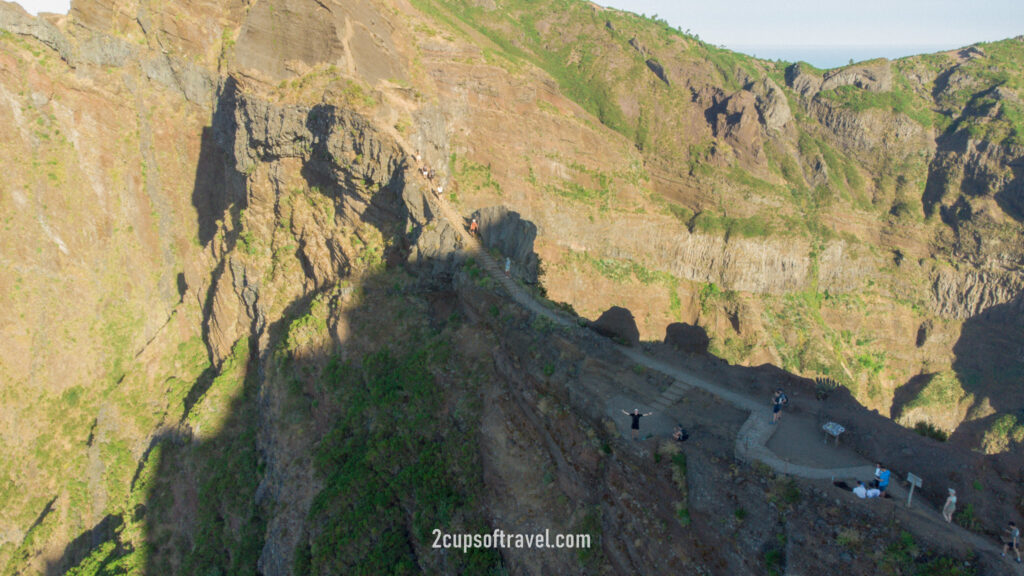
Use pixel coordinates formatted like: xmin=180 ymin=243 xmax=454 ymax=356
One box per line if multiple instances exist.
xmin=622 ymin=408 xmax=653 ymax=440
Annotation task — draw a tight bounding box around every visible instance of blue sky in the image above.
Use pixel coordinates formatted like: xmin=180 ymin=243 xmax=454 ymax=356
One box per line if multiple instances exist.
xmin=597 ymin=0 xmax=1024 ymax=67
xmin=12 ymin=0 xmax=1024 ymax=67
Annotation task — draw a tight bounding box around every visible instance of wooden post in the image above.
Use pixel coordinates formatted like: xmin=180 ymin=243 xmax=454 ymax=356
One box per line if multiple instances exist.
xmin=907 ymin=473 xmax=922 ymax=508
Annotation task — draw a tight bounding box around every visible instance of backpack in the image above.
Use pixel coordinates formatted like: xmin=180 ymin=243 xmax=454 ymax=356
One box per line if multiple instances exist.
xmin=777 ymin=392 xmax=788 ymax=405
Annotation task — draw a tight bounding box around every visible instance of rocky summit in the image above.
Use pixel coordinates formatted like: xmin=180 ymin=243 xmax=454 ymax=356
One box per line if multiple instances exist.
xmin=0 ymin=0 xmax=1022 ymax=574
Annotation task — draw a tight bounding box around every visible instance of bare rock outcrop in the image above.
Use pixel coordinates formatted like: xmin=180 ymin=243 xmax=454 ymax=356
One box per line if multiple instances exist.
xmin=234 ymin=0 xmax=406 ymax=83
xmin=0 ymin=1 xmax=73 ymax=61
xmin=929 ymin=266 xmax=1024 ymax=319
xmin=753 ymin=77 xmax=792 ymax=132
xmin=808 ymin=98 xmax=933 ymax=157
xmin=471 ymin=206 xmax=540 ymax=283
xmin=820 ymin=61 xmax=893 ymax=93
xmin=707 ymin=90 xmax=764 ymax=161
xmin=785 ymin=60 xmax=892 ymax=99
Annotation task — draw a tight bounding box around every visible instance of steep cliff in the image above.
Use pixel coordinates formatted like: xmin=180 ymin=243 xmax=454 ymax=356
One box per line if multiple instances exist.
xmin=0 ymin=0 xmax=1022 ymax=573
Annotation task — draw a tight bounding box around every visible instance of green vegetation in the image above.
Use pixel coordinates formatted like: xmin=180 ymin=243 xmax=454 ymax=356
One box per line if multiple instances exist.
xmin=691 ymin=210 xmax=773 ymax=239
xmin=537 ymin=158 xmax=617 ymax=211
xmin=698 ymin=43 xmax=761 ymax=92
xmin=564 ymin=250 xmax=675 ymax=287
xmin=768 ymin=477 xmax=801 ymax=509
xmin=179 ymin=338 xmax=264 ymax=575
xmin=818 ymin=85 xmax=934 ymax=127
xmin=954 ymin=503 xmax=981 ymax=532
xmin=913 ymin=422 xmax=948 ymax=442
xmin=958 ymin=93 xmax=1024 ymax=147
xmin=409 ymin=0 xmax=633 ymax=137
xmin=880 ymin=531 xmax=976 ymax=575
xmin=665 ymin=203 xmax=694 ymax=225
xmin=572 ymin=509 xmax=604 ymax=568
xmin=451 ymin=153 xmax=503 ymax=195
xmin=904 ymin=371 xmax=969 ymax=412
xmin=670 ymin=453 xmax=690 ymax=527
xmin=296 ymin=343 xmax=501 ymax=574
xmin=981 ymin=413 xmax=1024 ymax=454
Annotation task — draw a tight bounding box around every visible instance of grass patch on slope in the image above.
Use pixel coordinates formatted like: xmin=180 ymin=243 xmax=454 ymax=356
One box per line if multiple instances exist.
xmin=294 ymin=342 xmax=501 ymax=574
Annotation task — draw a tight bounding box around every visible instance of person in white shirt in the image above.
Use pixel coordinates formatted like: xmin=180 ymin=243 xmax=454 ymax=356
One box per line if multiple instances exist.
xmin=942 ymin=488 xmax=957 ymax=522
xmin=853 ymin=481 xmax=868 ymax=498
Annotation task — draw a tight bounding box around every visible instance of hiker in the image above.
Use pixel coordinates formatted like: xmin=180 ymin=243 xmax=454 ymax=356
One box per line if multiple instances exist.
xmin=1002 ymin=520 xmax=1021 ymax=563
xmin=437 ymin=184 xmax=444 ymax=196
xmin=876 ymin=464 xmax=891 ymax=496
xmin=771 ymin=388 xmax=788 ymax=424
xmin=942 ymin=488 xmax=957 ymax=523
xmin=853 ymin=480 xmax=879 ymax=499
xmin=853 ymin=481 xmax=868 ymax=498
xmin=469 ymin=218 xmax=479 ymax=237
xmin=427 ymin=169 xmax=435 ymax=181
xmin=622 ymin=408 xmax=653 ymax=440
xmin=672 ymin=424 xmax=689 ymax=442
xmin=505 ymin=257 xmax=511 ymax=277
xmin=852 ymin=480 xmax=879 ymax=499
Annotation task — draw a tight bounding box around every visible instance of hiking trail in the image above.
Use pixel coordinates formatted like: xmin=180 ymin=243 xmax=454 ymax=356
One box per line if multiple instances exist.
xmin=398 ymin=147 xmax=1011 ymax=562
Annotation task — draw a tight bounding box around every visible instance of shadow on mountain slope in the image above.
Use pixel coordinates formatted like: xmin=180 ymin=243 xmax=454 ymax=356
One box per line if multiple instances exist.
xmin=948 ymin=294 xmax=1024 ymax=444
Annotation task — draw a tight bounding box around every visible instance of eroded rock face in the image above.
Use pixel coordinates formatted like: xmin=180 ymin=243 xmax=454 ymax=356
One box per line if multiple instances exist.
xmin=809 ymin=98 xmax=933 ymax=157
xmin=754 ymin=77 xmax=792 ymax=132
xmin=785 ymin=62 xmax=822 ymax=98
xmin=708 ymin=90 xmax=764 ymax=161
xmin=785 ymin=60 xmax=893 ymax=99
xmin=234 ymin=0 xmax=406 ymax=83
xmin=471 ymin=206 xmax=540 ymax=283
xmin=820 ymin=61 xmax=893 ymax=93
xmin=930 ymin=266 xmax=1024 ymax=319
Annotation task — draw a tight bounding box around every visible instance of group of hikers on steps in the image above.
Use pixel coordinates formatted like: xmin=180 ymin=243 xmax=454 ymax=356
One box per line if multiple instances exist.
xmin=414 ymin=156 xmax=510 ymax=277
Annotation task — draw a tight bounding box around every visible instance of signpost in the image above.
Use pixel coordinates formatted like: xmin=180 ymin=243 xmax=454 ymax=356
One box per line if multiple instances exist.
xmin=906 ymin=473 xmax=923 ymax=508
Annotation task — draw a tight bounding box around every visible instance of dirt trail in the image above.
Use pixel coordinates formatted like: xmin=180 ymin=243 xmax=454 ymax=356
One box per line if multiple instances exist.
xmin=400 ymin=152 xmax=1012 ymax=562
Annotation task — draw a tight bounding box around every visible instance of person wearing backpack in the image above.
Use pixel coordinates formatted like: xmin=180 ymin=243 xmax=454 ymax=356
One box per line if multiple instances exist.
xmin=771 ymin=388 xmax=788 ymax=424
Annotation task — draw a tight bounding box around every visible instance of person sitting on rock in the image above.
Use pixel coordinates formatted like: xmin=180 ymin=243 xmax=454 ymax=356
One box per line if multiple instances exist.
xmin=672 ymin=425 xmax=689 ymax=442
xmin=853 ymin=481 xmax=880 ymax=499
xmin=853 ymin=481 xmax=868 ymax=499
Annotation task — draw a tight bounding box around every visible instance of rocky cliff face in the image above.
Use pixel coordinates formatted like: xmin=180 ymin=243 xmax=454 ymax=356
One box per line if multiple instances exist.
xmin=1 ymin=0 xmax=1023 ymax=573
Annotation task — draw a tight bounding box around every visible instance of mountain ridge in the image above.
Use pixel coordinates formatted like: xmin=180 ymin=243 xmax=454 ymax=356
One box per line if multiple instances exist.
xmin=0 ymin=0 xmax=1022 ymax=573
